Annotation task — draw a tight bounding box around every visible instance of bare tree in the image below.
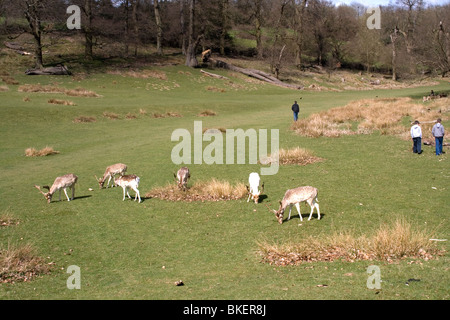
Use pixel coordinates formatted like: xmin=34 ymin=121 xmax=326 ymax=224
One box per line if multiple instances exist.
xmin=185 ymin=0 xmax=202 ymax=67
xmin=23 ymin=0 xmax=45 ymax=69
xmin=154 ymin=0 xmax=163 ymax=55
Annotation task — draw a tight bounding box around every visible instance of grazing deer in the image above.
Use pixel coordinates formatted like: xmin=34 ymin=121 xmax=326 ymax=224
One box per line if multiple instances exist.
xmin=35 ymin=174 xmax=78 ymax=204
xmin=95 ymin=163 xmax=127 ymax=189
xmin=174 ymin=167 xmax=190 ymax=191
xmin=114 ymin=174 xmax=142 ymax=203
xmin=246 ymin=172 xmax=264 ymax=204
xmin=268 ymin=186 xmax=320 ymax=224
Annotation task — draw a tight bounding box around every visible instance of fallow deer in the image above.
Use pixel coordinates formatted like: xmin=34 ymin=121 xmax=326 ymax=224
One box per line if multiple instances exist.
xmin=95 ymin=163 xmax=127 ymax=189
xmin=246 ymin=172 xmax=264 ymax=204
xmin=268 ymin=186 xmax=320 ymax=224
xmin=174 ymin=167 xmax=190 ymax=191
xmin=114 ymin=174 xmax=142 ymax=203
xmin=35 ymin=174 xmax=78 ymax=204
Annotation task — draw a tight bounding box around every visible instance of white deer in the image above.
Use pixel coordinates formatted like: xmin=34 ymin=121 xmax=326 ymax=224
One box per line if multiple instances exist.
xmin=268 ymin=186 xmax=320 ymax=224
xmin=35 ymin=173 xmax=78 ymax=204
xmin=95 ymin=163 xmax=127 ymax=189
xmin=246 ymin=172 xmax=264 ymax=204
xmin=174 ymin=167 xmax=190 ymax=191
xmin=114 ymin=174 xmax=142 ymax=203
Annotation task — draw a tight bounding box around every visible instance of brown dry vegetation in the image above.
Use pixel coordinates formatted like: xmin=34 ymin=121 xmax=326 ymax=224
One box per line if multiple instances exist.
xmin=18 ymin=84 xmax=100 ymax=97
xmin=48 ymin=98 xmax=76 ymax=106
xmin=152 ymin=111 xmax=182 ymax=118
xmin=0 ymin=211 xmax=19 ymax=227
xmin=146 ymin=179 xmax=248 ymax=202
xmin=25 ymin=146 xmax=60 ymax=157
xmin=291 ymin=97 xmax=449 ymax=141
xmin=73 ymin=116 xmax=97 ymax=123
xmin=258 ymin=219 xmax=444 ymax=266
xmin=198 ymin=110 xmax=217 ymax=117
xmin=0 ymin=243 xmax=51 ymax=284
xmin=260 ymin=147 xmax=324 ymax=166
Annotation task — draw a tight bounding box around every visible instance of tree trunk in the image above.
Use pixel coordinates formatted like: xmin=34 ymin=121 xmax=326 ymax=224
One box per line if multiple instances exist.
xmin=83 ymin=0 xmax=93 ymax=60
xmin=294 ymin=0 xmax=307 ymax=69
xmin=180 ymin=0 xmax=187 ymax=55
xmin=185 ymin=0 xmax=199 ymax=67
xmin=154 ymin=0 xmax=163 ymax=55
xmin=254 ymin=0 xmax=263 ymax=59
xmin=24 ymin=0 xmax=44 ymax=69
xmin=219 ymin=0 xmax=229 ymax=56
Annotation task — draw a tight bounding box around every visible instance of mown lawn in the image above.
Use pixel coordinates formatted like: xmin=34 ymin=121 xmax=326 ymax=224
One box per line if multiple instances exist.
xmin=0 ymin=65 xmax=448 ymax=300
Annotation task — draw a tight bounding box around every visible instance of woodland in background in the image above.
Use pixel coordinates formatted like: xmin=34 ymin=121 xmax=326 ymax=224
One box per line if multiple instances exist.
xmin=1 ymin=0 xmax=449 ymax=79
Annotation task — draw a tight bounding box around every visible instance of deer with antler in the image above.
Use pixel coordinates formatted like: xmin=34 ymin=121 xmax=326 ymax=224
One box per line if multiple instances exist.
xmin=95 ymin=163 xmax=127 ymax=189
xmin=35 ymin=174 xmax=78 ymax=204
xmin=267 ymin=186 xmax=320 ymax=224
xmin=114 ymin=174 xmax=142 ymax=203
xmin=174 ymin=167 xmax=190 ymax=191
xmin=246 ymin=172 xmax=264 ymax=204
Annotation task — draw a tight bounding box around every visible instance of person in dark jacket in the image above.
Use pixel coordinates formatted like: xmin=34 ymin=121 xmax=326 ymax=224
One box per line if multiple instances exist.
xmin=291 ymin=101 xmax=300 ymax=121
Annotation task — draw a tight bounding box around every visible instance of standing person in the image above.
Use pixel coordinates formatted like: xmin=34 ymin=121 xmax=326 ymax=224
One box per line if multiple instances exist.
xmin=410 ymin=120 xmax=422 ymax=154
xmin=291 ymin=100 xmax=300 ymax=121
xmin=432 ymin=118 xmax=445 ymax=156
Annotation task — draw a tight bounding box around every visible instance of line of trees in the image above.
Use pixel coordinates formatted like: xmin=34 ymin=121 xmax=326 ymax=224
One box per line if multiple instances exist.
xmin=1 ymin=0 xmax=449 ymax=78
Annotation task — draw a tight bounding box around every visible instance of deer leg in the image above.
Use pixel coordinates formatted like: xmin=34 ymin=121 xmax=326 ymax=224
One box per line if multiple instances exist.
xmin=71 ymin=185 xmax=75 ymax=200
xmin=63 ymin=188 xmax=70 ymax=202
xmin=295 ymin=202 xmax=303 ymax=221
xmin=122 ymin=186 xmax=126 ymax=201
xmin=126 ymin=187 xmax=132 ymax=199
xmin=107 ymin=175 xmax=112 ymax=188
xmin=315 ymin=202 xmax=320 ymax=220
xmin=288 ymin=204 xmax=293 ymax=220
xmin=132 ymin=186 xmax=141 ymax=203
xmin=59 ymin=189 xmax=62 ymax=202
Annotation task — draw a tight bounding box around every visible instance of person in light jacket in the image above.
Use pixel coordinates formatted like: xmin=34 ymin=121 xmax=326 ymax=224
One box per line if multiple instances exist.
xmin=410 ymin=120 xmax=422 ymax=154
xmin=431 ymin=118 xmax=445 ymax=156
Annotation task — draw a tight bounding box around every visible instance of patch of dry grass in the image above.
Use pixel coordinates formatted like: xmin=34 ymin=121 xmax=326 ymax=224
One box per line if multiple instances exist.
xmin=152 ymin=111 xmax=182 ymax=118
xmin=0 ymin=210 xmax=19 ymax=227
xmin=198 ymin=110 xmax=217 ymax=117
xmin=146 ymin=179 xmax=247 ymax=202
xmin=18 ymin=84 xmax=100 ymax=97
xmin=103 ymin=111 xmax=120 ymax=120
xmin=0 ymin=243 xmax=51 ymax=284
xmin=258 ymin=218 xmax=444 ymax=265
xmin=25 ymin=146 xmax=60 ymax=157
xmin=292 ymin=97 xmax=448 ymax=140
xmin=48 ymin=98 xmax=76 ymax=106
xmin=260 ymin=147 xmax=324 ymax=166
xmin=73 ymin=116 xmax=97 ymax=123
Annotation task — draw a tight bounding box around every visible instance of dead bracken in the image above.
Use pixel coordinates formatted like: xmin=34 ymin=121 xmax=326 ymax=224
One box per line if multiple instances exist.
xmin=146 ymin=179 xmax=247 ymax=202
xmin=258 ymin=219 xmax=445 ymax=266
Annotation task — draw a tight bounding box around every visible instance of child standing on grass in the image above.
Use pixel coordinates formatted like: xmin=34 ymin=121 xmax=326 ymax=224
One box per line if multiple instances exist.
xmin=432 ymin=118 xmax=445 ymax=156
xmin=411 ymin=120 xmax=422 ymax=154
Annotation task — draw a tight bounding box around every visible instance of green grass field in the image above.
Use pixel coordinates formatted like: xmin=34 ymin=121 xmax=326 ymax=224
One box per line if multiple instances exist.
xmin=0 ymin=62 xmax=449 ymax=300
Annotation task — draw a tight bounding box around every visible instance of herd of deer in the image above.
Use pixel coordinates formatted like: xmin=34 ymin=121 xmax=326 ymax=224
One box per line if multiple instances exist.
xmin=34 ymin=164 xmax=320 ymax=225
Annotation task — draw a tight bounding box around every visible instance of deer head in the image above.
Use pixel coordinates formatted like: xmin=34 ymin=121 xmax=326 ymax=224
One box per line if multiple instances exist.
xmin=95 ymin=175 xmax=105 ymax=189
xmin=34 ymin=185 xmax=52 ymax=203
xmin=265 ymin=201 xmax=284 ymax=224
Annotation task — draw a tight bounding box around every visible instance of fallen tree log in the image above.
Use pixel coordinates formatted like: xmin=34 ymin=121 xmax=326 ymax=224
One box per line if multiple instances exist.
xmin=25 ymin=65 xmax=71 ymax=76
xmin=207 ymin=57 xmax=303 ymax=90
xmin=200 ymin=69 xmax=228 ymax=79
xmin=4 ymin=41 xmax=32 ymax=56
